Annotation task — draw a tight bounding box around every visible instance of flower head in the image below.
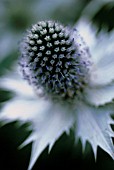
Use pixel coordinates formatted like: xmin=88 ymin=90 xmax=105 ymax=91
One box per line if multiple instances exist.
xmin=19 ymin=20 xmax=91 ymax=101
xmin=0 ymin=19 xmax=114 ymax=170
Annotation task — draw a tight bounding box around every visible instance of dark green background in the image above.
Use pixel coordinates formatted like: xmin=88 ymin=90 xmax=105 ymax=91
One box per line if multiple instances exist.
xmin=0 ymin=0 xmax=114 ymax=169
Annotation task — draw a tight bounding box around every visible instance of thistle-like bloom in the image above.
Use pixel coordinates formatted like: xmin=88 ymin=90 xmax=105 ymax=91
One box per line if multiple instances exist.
xmin=19 ymin=20 xmax=92 ymax=101
xmin=0 ymin=20 xmax=114 ymax=170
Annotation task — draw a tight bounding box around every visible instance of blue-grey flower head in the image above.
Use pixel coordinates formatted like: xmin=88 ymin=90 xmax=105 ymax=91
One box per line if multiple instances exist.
xmin=19 ymin=20 xmax=91 ymax=101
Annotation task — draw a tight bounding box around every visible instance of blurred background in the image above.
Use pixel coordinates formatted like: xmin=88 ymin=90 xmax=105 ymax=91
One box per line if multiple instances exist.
xmin=0 ymin=0 xmax=114 ymax=169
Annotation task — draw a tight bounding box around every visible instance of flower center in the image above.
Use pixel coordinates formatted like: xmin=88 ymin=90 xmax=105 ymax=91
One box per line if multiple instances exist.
xmin=19 ymin=21 xmax=91 ymax=101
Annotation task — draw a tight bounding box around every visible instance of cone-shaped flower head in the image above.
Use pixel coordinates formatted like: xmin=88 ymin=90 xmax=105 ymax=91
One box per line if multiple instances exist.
xmin=19 ymin=21 xmax=91 ymax=101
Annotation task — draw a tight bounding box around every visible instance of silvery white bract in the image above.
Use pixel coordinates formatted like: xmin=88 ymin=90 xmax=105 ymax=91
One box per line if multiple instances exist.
xmin=0 ymin=19 xmax=114 ymax=170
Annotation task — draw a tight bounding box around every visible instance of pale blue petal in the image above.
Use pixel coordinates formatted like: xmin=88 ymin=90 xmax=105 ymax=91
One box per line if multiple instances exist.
xmin=0 ymin=94 xmax=74 ymax=170
xmin=27 ymin=104 xmax=74 ymax=170
xmin=0 ymin=97 xmax=50 ymax=121
xmin=76 ymin=18 xmax=97 ymax=52
xmin=75 ymin=102 xmax=114 ymax=159
xmin=76 ymin=19 xmax=114 ymax=86
xmin=90 ymin=38 xmax=114 ymax=86
xmin=76 ymin=19 xmax=106 ymax=67
xmin=0 ymin=75 xmax=35 ymax=98
xmin=84 ymin=83 xmax=114 ymax=106
xmin=89 ymin=29 xmax=114 ymax=86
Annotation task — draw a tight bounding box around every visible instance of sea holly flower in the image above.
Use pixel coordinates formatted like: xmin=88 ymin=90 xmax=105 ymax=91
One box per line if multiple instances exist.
xmin=0 ymin=19 xmax=114 ymax=170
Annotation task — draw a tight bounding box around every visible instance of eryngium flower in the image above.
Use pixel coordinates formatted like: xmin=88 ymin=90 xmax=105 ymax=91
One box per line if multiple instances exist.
xmin=19 ymin=20 xmax=91 ymax=101
xmin=0 ymin=20 xmax=114 ymax=170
